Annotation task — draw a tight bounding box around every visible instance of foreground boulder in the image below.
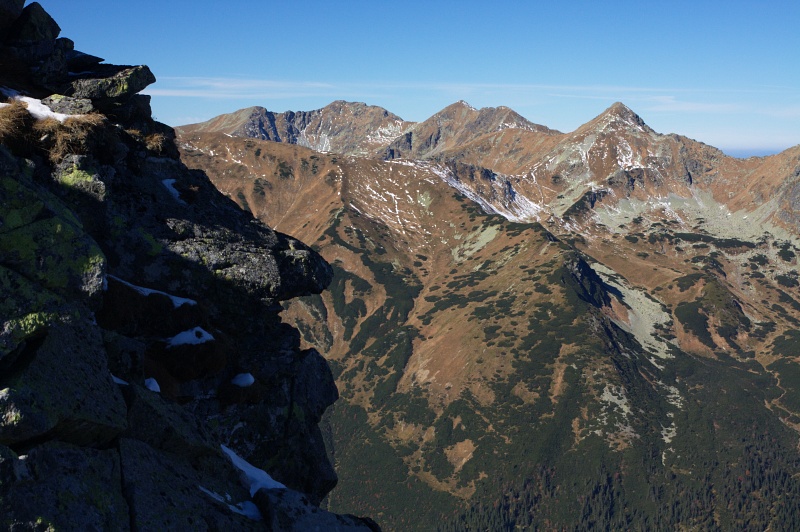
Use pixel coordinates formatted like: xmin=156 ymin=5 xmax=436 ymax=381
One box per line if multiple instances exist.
xmin=0 ymin=2 xmax=376 ymax=529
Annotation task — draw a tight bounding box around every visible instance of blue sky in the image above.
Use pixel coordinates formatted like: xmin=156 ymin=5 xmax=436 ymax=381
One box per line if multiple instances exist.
xmin=45 ymin=1 xmax=799 ymax=157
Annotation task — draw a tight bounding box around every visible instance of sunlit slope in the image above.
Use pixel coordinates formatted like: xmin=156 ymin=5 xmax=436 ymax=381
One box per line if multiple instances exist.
xmin=178 ymin=116 xmax=800 ymax=530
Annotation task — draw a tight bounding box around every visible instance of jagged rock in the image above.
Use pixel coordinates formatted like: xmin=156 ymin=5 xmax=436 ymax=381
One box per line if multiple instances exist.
xmin=165 ymin=224 xmax=333 ymax=303
xmin=0 ymin=0 xmax=25 ymax=36
xmin=4 ymin=2 xmax=60 ymax=62
xmin=152 ymin=331 xmax=225 ymax=382
xmin=0 ymin=4 xmax=361 ymax=528
xmin=0 ymin=180 xmax=106 ymax=306
xmin=0 ymin=444 xmax=24 ymax=482
xmin=98 ymin=274 xmax=206 ymax=337
xmin=122 ymin=384 xmax=217 ymax=459
xmin=42 ymin=93 xmax=95 ymax=115
xmin=48 ymin=155 xmax=118 ymax=241
xmin=0 ymin=263 xmax=65 ymax=367
xmin=0 ymin=320 xmax=128 ymax=447
xmin=119 ymin=438 xmax=263 ymax=530
xmin=254 ymin=488 xmax=379 ymax=531
xmin=103 ymin=330 xmax=146 ymax=384
xmin=34 ymin=36 xmax=72 ymax=89
xmin=97 ymin=93 xmax=153 ymax=123
xmin=0 ymin=441 xmax=130 ymax=530
xmin=0 ymin=152 xmax=106 ymax=303
xmin=0 ymin=153 xmax=106 ymax=359
xmin=71 ymin=65 xmax=156 ymax=100
xmin=53 ymin=154 xmax=107 ymax=202
xmin=66 ymin=49 xmax=105 ymax=71
xmin=275 ymin=349 xmax=340 ymax=504
xmin=275 ymin=242 xmax=337 ymax=300
xmin=218 ymin=348 xmax=339 ymax=506
xmin=6 ymin=1 xmax=60 ymax=43
xmin=292 ymin=348 xmax=339 ymax=423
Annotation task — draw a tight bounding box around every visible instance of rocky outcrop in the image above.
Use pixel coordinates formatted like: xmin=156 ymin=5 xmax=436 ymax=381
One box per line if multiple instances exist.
xmin=0 ymin=0 xmax=25 ymax=34
xmin=0 ymin=3 xmax=376 ymax=529
xmin=0 ymin=441 xmax=130 ymax=530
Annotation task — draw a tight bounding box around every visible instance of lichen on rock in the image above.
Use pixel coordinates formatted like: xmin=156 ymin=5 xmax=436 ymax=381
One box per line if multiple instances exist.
xmin=0 ymin=1 xmax=374 ymax=529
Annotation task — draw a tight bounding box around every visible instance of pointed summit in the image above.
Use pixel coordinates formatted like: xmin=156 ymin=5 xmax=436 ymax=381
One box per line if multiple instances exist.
xmin=596 ymin=102 xmax=648 ymax=130
xmin=454 ymin=100 xmax=478 ymax=111
xmin=384 ymin=101 xmax=554 ymax=161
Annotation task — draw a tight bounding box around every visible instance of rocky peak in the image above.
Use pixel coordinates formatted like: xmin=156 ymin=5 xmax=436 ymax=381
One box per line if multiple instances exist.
xmin=6 ymin=1 xmax=59 ymax=42
xmin=589 ymin=101 xmax=650 ymax=132
xmin=383 ymin=101 xmax=555 ymax=161
xmin=0 ymin=1 xmax=25 ymax=34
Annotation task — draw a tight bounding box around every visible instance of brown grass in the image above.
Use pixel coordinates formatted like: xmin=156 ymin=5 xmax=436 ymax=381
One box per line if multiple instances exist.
xmin=34 ymin=112 xmax=107 ymax=163
xmin=0 ymin=100 xmax=35 ymax=146
xmin=145 ymin=132 xmax=167 ymax=154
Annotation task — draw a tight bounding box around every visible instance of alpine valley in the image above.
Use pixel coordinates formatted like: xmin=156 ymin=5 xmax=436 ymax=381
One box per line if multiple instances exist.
xmin=178 ymin=99 xmax=800 ymax=530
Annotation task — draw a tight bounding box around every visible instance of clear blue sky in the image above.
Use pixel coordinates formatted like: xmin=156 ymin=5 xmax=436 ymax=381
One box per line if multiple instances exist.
xmin=44 ymin=1 xmax=799 ymax=157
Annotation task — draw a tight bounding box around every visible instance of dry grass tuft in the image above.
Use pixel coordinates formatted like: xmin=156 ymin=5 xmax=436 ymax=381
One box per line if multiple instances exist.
xmin=0 ymin=100 xmax=35 ymax=146
xmin=145 ymin=132 xmax=167 ymax=154
xmin=34 ymin=112 xmax=108 ymax=163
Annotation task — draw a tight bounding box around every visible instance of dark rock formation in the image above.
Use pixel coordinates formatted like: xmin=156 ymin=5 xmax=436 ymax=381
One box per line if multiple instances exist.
xmin=0 ymin=3 xmax=377 ymax=529
xmin=0 ymin=441 xmax=130 ymax=530
xmin=0 ymin=0 xmax=25 ymax=34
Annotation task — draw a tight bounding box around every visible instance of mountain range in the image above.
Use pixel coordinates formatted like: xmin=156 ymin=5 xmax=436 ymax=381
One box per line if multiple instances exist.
xmin=178 ymin=100 xmax=800 ymax=529
xmin=12 ymin=0 xmax=800 ymax=529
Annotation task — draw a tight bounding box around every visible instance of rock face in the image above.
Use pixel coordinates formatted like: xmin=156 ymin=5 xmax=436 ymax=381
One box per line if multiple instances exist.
xmin=0 ymin=3 xmax=375 ymax=530
xmin=0 ymin=0 xmax=25 ymax=34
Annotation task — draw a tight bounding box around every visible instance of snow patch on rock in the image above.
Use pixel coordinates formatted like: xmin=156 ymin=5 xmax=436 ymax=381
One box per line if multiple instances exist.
xmin=221 ymin=444 xmax=287 ymax=495
xmin=166 ymin=327 xmax=214 ymax=347
xmin=231 ymin=373 xmax=255 ymax=387
xmin=108 ymin=275 xmax=197 ymax=309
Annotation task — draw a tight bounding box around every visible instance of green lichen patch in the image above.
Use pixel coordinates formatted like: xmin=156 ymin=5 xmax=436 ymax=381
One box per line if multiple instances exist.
xmin=6 ymin=311 xmax=59 ymax=340
xmin=57 ymin=166 xmax=94 ymax=188
xmin=0 ymin=216 xmax=105 ymax=298
xmin=137 ymin=229 xmax=163 ymax=256
xmin=0 ymin=265 xmax=67 ymax=358
xmin=0 ymin=175 xmax=46 ymax=233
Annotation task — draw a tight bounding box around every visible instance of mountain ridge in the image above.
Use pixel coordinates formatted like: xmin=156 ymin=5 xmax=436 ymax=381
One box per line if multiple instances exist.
xmin=177 ymin=100 xmax=411 ymax=157
xmin=177 ymin=96 xmax=800 ymax=530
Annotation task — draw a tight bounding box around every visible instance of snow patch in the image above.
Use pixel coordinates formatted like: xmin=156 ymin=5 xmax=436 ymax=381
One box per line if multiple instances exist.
xmin=166 ymin=327 xmax=214 ymax=347
xmin=221 ymin=444 xmax=286 ymax=496
xmin=430 ymin=164 xmax=544 ymax=222
xmin=231 ymin=373 xmax=255 ymax=387
xmin=162 ymin=179 xmax=187 ymax=205
xmin=144 ymin=378 xmax=160 ymax=393
xmin=107 ymin=275 xmax=197 ymax=309
xmin=198 ymin=485 xmax=262 ymax=520
xmin=0 ymin=89 xmax=75 ymax=123
xmin=601 ymin=384 xmax=631 ymax=416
